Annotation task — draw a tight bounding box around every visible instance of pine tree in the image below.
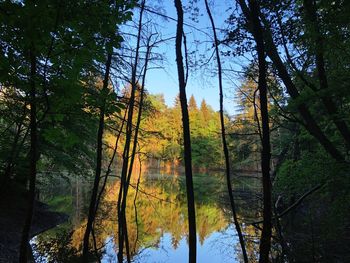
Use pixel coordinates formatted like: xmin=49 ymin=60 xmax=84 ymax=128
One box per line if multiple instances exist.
xmin=200 ymin=99 xmax=210 ymax=122
xmin=188 ymin=95 xmax=198 ymax=111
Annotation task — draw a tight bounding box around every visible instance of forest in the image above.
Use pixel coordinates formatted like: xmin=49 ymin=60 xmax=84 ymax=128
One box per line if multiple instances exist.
xmin=0 ymin=0 xmax=349 ymax=262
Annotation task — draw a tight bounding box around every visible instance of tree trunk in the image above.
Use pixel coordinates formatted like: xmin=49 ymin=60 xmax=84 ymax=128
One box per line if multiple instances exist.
xmin=117 ymin=2 xmax=145 ymax=262
xmin=121 ymin=34 xmax=152 ymax=251
xmin=247 ymin=0 xmax=272 ymax=261
xmin=19 ymin=48 xmax=37 ymax=263
xmin=174 ymin=0 xmax=197 ymax=262
xmin=82 ymin=53 xmax=112 ymax=261
xmin=119 ymin=30 xmax=151 ymax=263
xmin=204 ymin=1 xmax=248 ymax=262
xmin=117 ymin=67 xmax=135 ymax=263
xmin=93 ymin=102 xmax=129 ymax=235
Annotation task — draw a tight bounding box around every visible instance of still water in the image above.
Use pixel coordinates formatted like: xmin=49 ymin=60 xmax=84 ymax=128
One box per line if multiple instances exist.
xmin=31 ymin=168 xmax=261 ymax=262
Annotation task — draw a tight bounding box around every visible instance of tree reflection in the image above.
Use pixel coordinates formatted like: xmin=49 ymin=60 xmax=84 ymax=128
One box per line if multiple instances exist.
xmin=33 ymin=174 xmax=236 ymax=261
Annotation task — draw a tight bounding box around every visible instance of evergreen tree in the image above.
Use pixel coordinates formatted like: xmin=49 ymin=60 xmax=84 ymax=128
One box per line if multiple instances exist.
xmin=188 ymin=95 xmax=198 ymax=111
xmin=200 ymin=99 xmax=210 ymax=122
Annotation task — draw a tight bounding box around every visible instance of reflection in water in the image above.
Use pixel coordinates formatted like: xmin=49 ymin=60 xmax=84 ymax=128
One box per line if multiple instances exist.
xmin=32 ymin=169 xmax=261 ymax=262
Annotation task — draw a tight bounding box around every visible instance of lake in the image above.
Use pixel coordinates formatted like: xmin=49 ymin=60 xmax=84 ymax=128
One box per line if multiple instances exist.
xmin=31 ymin=168 xmax=261 ymax=262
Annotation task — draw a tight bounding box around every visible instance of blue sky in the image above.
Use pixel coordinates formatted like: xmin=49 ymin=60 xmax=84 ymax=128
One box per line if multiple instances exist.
xmin=123 ymin=1 xmax=246 ymax=114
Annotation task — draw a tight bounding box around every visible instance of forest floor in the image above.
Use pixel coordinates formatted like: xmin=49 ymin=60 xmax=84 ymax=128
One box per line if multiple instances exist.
xmin=0 ymin=184 xmax=68 ymax=262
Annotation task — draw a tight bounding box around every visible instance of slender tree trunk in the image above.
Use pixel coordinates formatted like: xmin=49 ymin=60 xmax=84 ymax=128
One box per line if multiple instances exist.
xmin=91 ymin=104 xmax=128 ymax=259
xmin=117 ymin=2 xmax=145 ymax=262
xmin=82 ymin=53 xmax=112 ymax=261
xmin=174 ymin=0 xmax=197 ymax=262
xmin=123 ymin=35 xmax=152 ymax=201
xmin=94 ymin=102 xmax=129 ymax=222
xmin=117 ymin=73 xmax=135 ymax=263
xmin=303 ymin=0 xmax=350 ymax=148
xmin=204 ymin=1 xmax=248 ymax=262
xmin=247 ymin=0 xmax=272 ymax=261
xmin=237 ymin=0 xmax=344 ymax=162
xmin=119 ymin=34 xmax=152 ymax=259
xmin=132 ymin=153 xmax=142 ymax=254
xmin=119 ymin=32 xmax=151 ymax=263
xmin=19 ymin=48 xmax=37 ymax=263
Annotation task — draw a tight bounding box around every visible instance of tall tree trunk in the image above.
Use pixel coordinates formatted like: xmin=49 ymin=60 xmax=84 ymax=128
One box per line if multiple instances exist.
xmin=119 ymin=32 xmax=151 ymax=263
xmin=82 ymin=53 xmax=112 ymax=261
xmin=117 ymin=65 xmax=135 ymax=263
xmin=237 ymin=0 xmax=344 ymax=162
xmin=93 ymin=102 xmax=129 ymax=226
xmin=204 ymin=1 xmax=248 ymax=262
xmin=91 ymin=104 xmax=128 ymax=259
xmin=19 ymin=48 xmax=37 ymax=263
xmin=247 ymin=0 xmax=272 ymax=261
xmin=174 ymin=0 xmax=197 ymax=262
xmin=117 ymin=2 xmax=145 ymax=262
xmin=123 ymin=34 xmax=152 ymax=196
xmin=303 ymin=0 xmax=350 ymax=148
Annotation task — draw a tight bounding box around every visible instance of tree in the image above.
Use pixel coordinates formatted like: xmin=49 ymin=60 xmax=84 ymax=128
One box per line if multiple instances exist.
xmin=245 ymin=1 xmax=273 ymax=261
xmin=230 ymin=0 xmax=345 ymax=162
xmin=0 ymin=1 xmax=134 ymax=261
xmin=82 ymin=53 xmax=112 ymax=261
xmin=229 ymin=0 xmax=350 ymax=260
xmin=204 ymin=1 xmax=248 ymax=261
xmin=200 ymin=99 xmax=210 ymax=122
xmin=174 ymin=0 xmax=197 ymax=262
xmin=188 ymin=95 xmax=198 ymax=111
xmin=301 ymin=0 xmax=350 ymax=147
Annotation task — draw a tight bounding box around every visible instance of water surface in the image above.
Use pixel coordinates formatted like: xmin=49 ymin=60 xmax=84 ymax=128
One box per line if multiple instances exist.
xmin=31 ymin=168 xmax=261 ymax=262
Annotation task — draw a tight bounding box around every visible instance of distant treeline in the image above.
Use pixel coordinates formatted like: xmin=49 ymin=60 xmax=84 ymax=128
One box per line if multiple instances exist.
xmin=104 ymin=93 xmax=225 ymax=169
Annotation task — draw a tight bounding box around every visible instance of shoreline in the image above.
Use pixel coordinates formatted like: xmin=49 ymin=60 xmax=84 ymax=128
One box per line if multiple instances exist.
xmin=0 ymin=192 xmax=68 ymax=262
